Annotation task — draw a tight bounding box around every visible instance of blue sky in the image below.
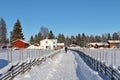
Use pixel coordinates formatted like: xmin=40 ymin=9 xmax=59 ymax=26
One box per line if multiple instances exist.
xmin=0 ymin=0 xmax=120 ymax=41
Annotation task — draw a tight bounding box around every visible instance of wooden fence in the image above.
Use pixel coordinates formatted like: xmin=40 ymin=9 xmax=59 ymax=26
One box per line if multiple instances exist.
xmin=0 ymin=50 xmax=60 ymax=80
xmin=73 ymin=50 xmax=120 ymax=80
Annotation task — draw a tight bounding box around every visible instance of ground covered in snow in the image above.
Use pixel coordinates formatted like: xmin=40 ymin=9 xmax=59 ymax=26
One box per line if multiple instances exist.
xmin=14 ymin=50 xmax=108 ymax=80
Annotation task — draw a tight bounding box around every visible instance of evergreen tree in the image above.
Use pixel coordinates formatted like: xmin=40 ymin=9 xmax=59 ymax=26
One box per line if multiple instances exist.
xmin=89 ymin=35 xmax=95 ymax=42
xmin=61 ymin=34 xmax=65 ymax=43
xmin=57 ymin=34 xmax=62 ymax=43
xmin=37 ymin=32 xmax=43 ymax=41
xmin=71 ymin=35 xmax=76 ymax=44
xmin=76 ymin=34 xmax=81 ymax=46
xmin=29 ymin=35 xmax=35 ymax=44
xmin=81 ymin=33 xmax=86 ymax=47
xmin=95 ymin=35 xmax=101 ymax=42
xmin=34 ymin=34 xmax=38 ymax=43
xmin=112 ymin=32 xmax=119 ymax=40
xmin=48 ymin=30 xmax=55 ymax=39
xmin=65 ymin=36 xmax=70 ymax=46
xmin=0 ymin=18 xmax=7 ymax=46
xmin=101 ymin=34 xmax=107 ymax=42
xmin=10 ymin=19 xmax=24 ymax=43
xmin=107 ymin=33 xmax=111 ymax=40
xmin=57 ymin=33 xmax=65 ymax=43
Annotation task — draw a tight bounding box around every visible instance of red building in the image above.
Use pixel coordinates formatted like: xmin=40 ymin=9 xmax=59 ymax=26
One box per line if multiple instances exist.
xmin=12 ymin=39 xmax=29 ymax=49
xmin=34 ymin=43 xmax=40 ymax=46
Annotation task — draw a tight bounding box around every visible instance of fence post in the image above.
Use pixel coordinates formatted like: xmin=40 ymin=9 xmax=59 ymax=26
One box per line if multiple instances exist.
xmin=105 ymin=49 xmax=108 ymax=65
xmin=111 ymin=49 xmax=114 ymax=67
xmin=10 ymin=71 xmax=13 ymax=80
xmin=114 ymin=49 xmax=116 ymax=67
xmin=21 ymin=49 xmax=23 ymax=62
xmin=10 ymin=48 xmax=12 ymax=63
xmin=21 ymin=63 xmax=24 ymax=74
xmin=7 ymin=49 xmax=10 ymax=63
xmin=111 ymin=68 xmax=114 ymax=80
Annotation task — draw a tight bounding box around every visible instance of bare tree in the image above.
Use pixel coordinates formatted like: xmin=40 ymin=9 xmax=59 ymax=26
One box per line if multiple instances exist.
xmin=0 ymin=18 xmax=7 ymax=46
xmin=40 ymin=26 xmax=49 ymax=39
xmin=112 ymin=32 xmax=119 ymax=40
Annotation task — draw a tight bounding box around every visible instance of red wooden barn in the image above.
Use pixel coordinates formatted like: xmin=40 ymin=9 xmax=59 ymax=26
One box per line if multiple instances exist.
xmin=12 ymin=39 xmax=29 ymax=49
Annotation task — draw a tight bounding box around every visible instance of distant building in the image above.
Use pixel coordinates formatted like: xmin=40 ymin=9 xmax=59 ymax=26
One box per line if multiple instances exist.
xmin=34 ymin=43 xmax=39 ymax=46
xmin=12 ymin=39 xmax=29 ymax=49
xmin=40 ymin=38 xmax=57 ymax=50
xmin=87 ymin=42 xmax=109 ymax=48
xmin=57 ymin=43 xmax=65 ymax=49
xmin=108 ymin=40 xmax=120 ymax=48
xmin=1 ymin=43 xmax=11 ymax=49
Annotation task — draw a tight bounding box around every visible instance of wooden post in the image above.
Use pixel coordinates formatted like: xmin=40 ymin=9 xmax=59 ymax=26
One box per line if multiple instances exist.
xmin=111 ymin=49 xmax=114 ymax=67
xmin=7 ymin=49 xmax=10 ymax=63
xmin=105 ymin=49 xmax=108 ymax=65
xmin=20 ymin=49 xmax=24 ymax=62
xmin=114 ymin=48 xmax=116 ymax=66
xmin=103 ymin=48 xmax=104 ymax=62
xmin=10 ymin=48 xmax=12 ymax=63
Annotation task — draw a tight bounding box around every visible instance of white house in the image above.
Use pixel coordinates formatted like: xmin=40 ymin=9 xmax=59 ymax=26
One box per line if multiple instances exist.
xmin=40 ymin=38 xmax=57 ymax=50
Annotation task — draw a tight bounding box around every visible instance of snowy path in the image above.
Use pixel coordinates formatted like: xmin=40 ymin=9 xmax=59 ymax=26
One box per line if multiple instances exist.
xmin=14 ymin=50 xmax=107 ymax=80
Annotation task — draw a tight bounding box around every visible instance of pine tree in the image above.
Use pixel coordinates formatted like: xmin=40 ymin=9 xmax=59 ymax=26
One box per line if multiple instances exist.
xmin=37 ymin=32 xmax=43 ymax=41
xmin=71 ymin=35 xmax=76 ymax=44
xmin=10 ymin=19 xmax=24 ymax=43
xmin=0 ymin=18 xmax=7 ymax=46
xmin=112 ymin=32 xmax=119 ymax=40
xmin=29 ymin=35 xmax=35 ymax=44
xmin=48 ymin=30 xmax=55 ymax=39
xmin=57 ymin=33 xmax=65 ymax=43
xmin=76 ymin=34 xmax=81 ymax=46
xmin=65 ymin=36 xmax=70 ymax=46
xmin=107 ymin=33 xmax=111 ymax=40
xmin=81 ymin=33 xmax=86 ymax=47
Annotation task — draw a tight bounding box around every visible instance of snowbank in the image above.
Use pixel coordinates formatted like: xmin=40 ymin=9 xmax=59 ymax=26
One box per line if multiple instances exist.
xmin=0 ymin=63 xmax=12 ymax=75
xmin=27 ymin=45 xmax=40 ymax=49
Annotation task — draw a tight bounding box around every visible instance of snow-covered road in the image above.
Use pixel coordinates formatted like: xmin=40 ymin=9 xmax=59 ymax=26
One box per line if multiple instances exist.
xmin=14 ymin=50 xmax=108 ymax=80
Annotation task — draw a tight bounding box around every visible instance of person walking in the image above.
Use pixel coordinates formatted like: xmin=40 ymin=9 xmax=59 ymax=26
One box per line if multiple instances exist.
xmin=65 ymin=46 xmax=68 ymax=53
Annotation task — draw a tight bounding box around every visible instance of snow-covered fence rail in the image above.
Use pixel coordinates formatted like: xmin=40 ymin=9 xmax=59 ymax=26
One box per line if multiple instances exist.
xmin=0 ymin=49 xmax=60 ymax=80
xmin=72 ymin=49 xmax=120 ymax=80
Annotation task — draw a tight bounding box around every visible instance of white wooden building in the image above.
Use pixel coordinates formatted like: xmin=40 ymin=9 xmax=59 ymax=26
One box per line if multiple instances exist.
xmin=40 ymin=39 xmax=57 ymax=50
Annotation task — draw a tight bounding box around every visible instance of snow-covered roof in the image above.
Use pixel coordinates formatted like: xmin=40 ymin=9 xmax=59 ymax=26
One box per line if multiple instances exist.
xmin=88 ymin=42 xmax=109 ymax=46
xmin=27 ymin=45 xmax=40 ymax=49
xmin=12 ymin=39 xmax=29 ymax=44
xmin=108 ymin=40 xmax=120 ymax=43
xmin=57 ymin=43 xmax=64 ymax=46
xmin=41 ymin=38 xmax=57 ymax=41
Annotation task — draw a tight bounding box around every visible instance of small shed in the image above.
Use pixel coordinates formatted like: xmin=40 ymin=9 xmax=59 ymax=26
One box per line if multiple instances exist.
xmin=12 ymin=39 xmax=29 ymax=49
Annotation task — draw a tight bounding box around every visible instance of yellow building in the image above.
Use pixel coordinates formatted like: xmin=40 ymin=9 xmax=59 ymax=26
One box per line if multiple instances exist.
xmin=108 ymin=40 xmax=120 ymax=48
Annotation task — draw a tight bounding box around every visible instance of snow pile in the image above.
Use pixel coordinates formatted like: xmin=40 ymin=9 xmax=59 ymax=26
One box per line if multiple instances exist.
xmin=14 ymin=50 xmax=107 ymax=80
xmin=0 ymin=63 xmax=12 ymax=75
xmin=73 ymin=52 xmax=108 ymax=80
xmin=0 ymin=59 xmax=8 ymax=69
xmin=27 ymin=45 xmax=40 ymax=49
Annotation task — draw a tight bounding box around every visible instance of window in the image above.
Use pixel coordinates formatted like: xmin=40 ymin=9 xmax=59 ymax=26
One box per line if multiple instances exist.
xmin=53 ymin=42 xmax=56 ymax=44
xmin=53 ymin=46 xmax=56 ymax=48
xmin=46 ymin=46 xmax=48 ymax=49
